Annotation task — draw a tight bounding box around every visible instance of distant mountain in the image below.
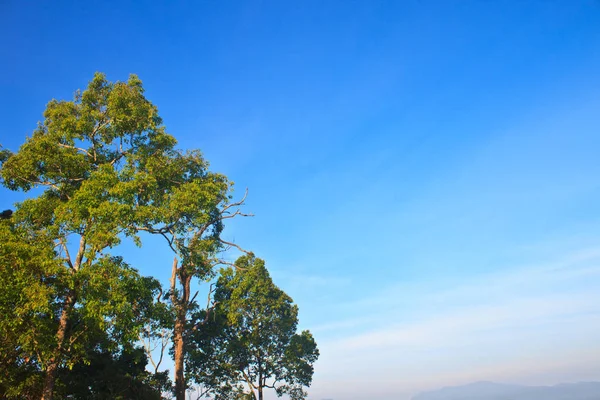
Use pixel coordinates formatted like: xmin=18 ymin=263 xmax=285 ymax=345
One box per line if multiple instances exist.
xmin=412 ymin=380 xmax=600 ymax=400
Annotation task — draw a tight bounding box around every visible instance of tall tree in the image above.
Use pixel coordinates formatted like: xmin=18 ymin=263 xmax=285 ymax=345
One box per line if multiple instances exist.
xmin=131 ymin=150 xmax=251 ymax=400
xmin=186 ymin=255 xmax=319 ymax=400
xmin=0 ymin=73 xmax=177 ymax=399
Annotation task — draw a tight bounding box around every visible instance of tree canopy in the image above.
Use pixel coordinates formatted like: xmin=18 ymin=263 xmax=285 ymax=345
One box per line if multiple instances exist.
xmin=0 ymin=72 xmax=178 ymax=399
xmin=187 ymin=255 xmax=319 ymax=400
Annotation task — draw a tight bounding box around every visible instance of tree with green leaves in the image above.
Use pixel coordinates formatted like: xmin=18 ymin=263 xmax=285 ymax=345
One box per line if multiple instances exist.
xmin=186 ymin=255 xmax=319 ymax=400
xmin=118 ymin=114 xmax=252 ymax=399
xmin=1 ymin=72 xmax=253 ymax=399
xmin=0 ymin=73 xmax=178 ymax=399
xmin=0 ymin=212 xmax=164 ymax=399
xmin=131 ymin=150 xmax=251 ymax=400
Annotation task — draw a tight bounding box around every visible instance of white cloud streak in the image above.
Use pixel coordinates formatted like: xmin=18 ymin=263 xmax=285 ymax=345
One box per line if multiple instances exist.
xmin=308 ymin=247 xmax=600 ymax=399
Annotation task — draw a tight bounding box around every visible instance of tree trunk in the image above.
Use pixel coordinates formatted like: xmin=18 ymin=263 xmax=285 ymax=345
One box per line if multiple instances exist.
xmin=257 ymin=354 xmax=265 ymax=400
xmin=41 ymin=360 xmax=58 ymax=400
xmin=41 ymin=292 xmax=75 ymax=400
xmin=258 ymin=362 xmax=263 ymax=400
xmin=172 ymin=258 xmax=190 ymax=400
xmin=42 ymin=237 xmax=85 ymax=400
xmin=173 ymin=314 xmax=186 ymax=400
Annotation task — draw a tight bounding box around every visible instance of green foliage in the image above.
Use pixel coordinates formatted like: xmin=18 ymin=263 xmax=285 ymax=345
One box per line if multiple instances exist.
xmin=129 ymin=145 xmax=232 ymax=280
xmin=0 ymin=215 xmax=164 ymax=398
xmin=0 ymin=218 xmax=63 ymax=398
xmin=186 ymin=255 xmax=319 ymax=400
xmin=0 ymin=72 xmax=317 ymax=400
xmin=0 ymin=73 xmax=176 ymax=397
xmin=54 ymin=347 xmax=169 ymax=400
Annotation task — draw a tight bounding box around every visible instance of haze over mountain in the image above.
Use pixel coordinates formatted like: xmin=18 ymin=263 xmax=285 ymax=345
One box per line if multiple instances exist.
xmin=412 ymin=381 xmax=600 ymax=400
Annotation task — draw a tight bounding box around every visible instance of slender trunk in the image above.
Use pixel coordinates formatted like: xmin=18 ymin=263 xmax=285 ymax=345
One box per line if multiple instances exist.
xmin=172 ymin=258 xmax=191 ymax=400
xmin=258 ymin=358 xmax=263 ymax=400
xmin=41 ymin=292 xmax=75 ymax=400
xmin=41 ymin=362 xmax=57 ymax=400
xmin=42 ymin=236 xmax=85 ymax=400
xmin=173 ymin=314 xmax=186 ymax=400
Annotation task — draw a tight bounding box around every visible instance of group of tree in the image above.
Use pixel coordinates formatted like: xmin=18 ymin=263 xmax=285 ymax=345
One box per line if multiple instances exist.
xmin=0 ymin=73 xmax=318 ymax=400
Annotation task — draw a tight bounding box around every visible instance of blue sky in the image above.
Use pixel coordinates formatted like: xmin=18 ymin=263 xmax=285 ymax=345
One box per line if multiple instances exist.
xmin=2 ymin=1 xmax=600 ymax=399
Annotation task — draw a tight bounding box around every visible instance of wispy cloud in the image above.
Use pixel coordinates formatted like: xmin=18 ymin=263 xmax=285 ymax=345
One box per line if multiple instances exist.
xmin=309 ymin=247 xmax=600 ymax=398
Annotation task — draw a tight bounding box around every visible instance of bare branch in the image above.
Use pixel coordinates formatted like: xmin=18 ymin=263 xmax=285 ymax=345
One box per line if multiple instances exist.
xmin=161 ymin=231 xmax=178 ymax=253
xmin=263 ymin=381 xmax=277 ymax=389
xmin=139 ymin=329 xmax=171 ymax=375
xmin=212 ymin=258 xmax=236 ymax=268
xmin=136 ymin=224 xmax=178 ymax=253
xmin=73 ymin=235 xmax=86 ymax=272
xmin=189 ymin=384 xmax=211 ymax=400
xmin=56 ymin=143 xmax=93 ymax=158
xmin=109 ymin=149 xmax=130 ymax=166
xmin=59 ymin=238 xmax=74 ymax=270
xmin=191 ymin=283 xmax=218 ymax=332
xmin=155 ymin=330 xmax=170 ymax=373
xmin=189 ymin=290 xmax=199 ymax=306
xmin=221 ymin=208 xmax=254 ymax=220
xmin=17 ymin=177 xmax=69 ymax=199
xmin=219 ymin=188 xmax=252 ymax=216
xmin=135 ymin=224 xmax=173 ymax=235
xmin=140 ymin=333 xmax=159 ymax=372
xmin=91 ymin=117 xmax=109 ymax=137
xmin=219 ymin=238 xmax=251 ymax=255
xmin=170 ymin=257 xmax=178 ymax=299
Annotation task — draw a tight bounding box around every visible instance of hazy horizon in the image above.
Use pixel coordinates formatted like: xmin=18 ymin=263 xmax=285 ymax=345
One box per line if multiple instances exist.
xmin=2 ymin=1 xmax=600 ymax=399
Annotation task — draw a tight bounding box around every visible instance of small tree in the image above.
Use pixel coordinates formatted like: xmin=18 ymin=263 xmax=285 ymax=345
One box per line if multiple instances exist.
xmin=186 ymin=255 xmax=319 ymax=400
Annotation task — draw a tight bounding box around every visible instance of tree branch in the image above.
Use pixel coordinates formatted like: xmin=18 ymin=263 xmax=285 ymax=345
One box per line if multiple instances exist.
xmin=56 ymin=143 xmax=93 ymax=159
xmin=221 ymin=188 xmax=249 ymax=212
xmin=73 ymin=235 xmax=86 ymax=272
xmin=139 ymin=329 xmax=170 ymax=375
xmin=220 ymin=208 xmax=254 ymax=220
xmin=189 ymin=290 xmax=199 ymax=306
xmin=140 ymin=333 xmax=158 ymax=372
xmin=241 ymin=369 xmax=258 ymax=391
xmin=155 ymin=330 xmax=169 ymax=373
xmin=191 ymin=283 xmax=218 ymax=332
xmin=60 ymin=238 xmax=74 ymax=270
xmin=170 ymin=257 xmax=178 ymax=301
xmin=17 ymin=177 xmax=69 ymax=199
xmin=218 ymin=238 xmax=251 ymax=255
